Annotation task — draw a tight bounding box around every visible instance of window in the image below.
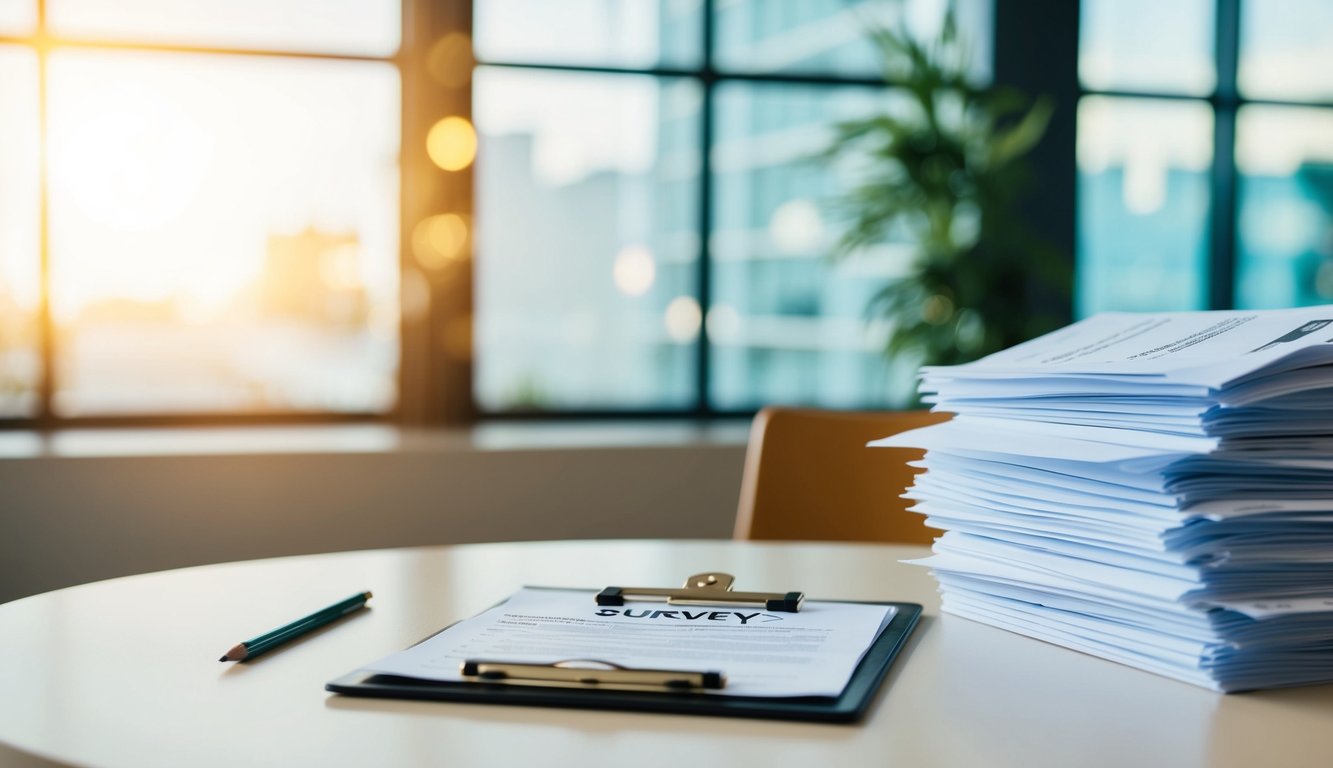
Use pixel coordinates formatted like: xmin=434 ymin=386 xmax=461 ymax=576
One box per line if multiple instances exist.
xmin=0 ymin=1 xmax=401 ymax=422
xmin=2 ymin=0 xmax=1011 ymax=428
xmin=1077 ymin=0 xmax=1333 ymax=316
xmin=472 ymin=0 xmax=995 ymax=415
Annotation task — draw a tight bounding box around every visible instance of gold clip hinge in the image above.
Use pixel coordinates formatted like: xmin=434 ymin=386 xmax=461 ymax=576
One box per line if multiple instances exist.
xmin=595 ymin=572 xmax=804 ymax=612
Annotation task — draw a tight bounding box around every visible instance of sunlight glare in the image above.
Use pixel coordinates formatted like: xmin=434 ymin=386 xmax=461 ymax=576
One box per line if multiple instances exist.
xmin=49 ymin=79 xmax=209 ymax=233
xmin=46 ymin=50 xmax=400 ymax=327
xmin=320 ymin=244 xmax=364 ymax=290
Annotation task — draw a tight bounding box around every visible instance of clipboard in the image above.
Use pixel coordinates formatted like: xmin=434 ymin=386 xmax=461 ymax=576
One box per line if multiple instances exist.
xmin=327 ymin=579 xmax=921 ymax=723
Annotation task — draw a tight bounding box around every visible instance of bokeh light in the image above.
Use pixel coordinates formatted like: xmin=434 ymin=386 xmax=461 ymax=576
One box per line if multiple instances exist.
xmin=612 ymin=244 xmax=655 ymax=296
xmin=412 ymin=213 xmax=470 ymax=269
xmin=768 ymin=198 xmax=825 ymax=255
xmin=426 ymin=116 xmax=477 ymax=171
xmin=664 ymin=296 xmax=701 ymax=343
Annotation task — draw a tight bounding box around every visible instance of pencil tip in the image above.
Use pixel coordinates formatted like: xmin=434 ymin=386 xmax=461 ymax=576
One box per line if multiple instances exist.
xmin=219 ymin=656 xmax=229 ymax=662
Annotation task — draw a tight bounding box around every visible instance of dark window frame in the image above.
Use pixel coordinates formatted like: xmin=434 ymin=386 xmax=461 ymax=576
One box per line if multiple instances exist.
xmin=0 ymin=0 xmax=1081 ymax=430
xmin=1076 ymin=0 xmax=1333 ymax=314
xmin=472 ymin=0 xmax=1076 ymax=422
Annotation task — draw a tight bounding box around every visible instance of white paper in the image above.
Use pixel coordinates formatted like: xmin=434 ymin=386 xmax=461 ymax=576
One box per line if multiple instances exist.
xmin=882 ymin=307 xmax=1333 ymax=691
xmin=927 ymin=308 xmax=1333 ymax=386
xmin=871 ymin=418 xmax=1191 ymax=471
xmin=360 ymin=588 xmax=893 ymax=697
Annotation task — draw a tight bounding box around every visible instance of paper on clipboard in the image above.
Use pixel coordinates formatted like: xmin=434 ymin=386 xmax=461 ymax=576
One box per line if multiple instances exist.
xmin=358 ymin=588 xmax=892 ymax=697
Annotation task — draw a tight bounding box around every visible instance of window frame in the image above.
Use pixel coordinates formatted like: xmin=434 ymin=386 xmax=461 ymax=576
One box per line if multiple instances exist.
xmin=1 ymin=0 xmax=1078 ymax=429
xmin=470 ymin=0 xmax=1073 ymax=422
xmin=0 ymin=0 xmax=412 ymax=429
xmin=1076 ymin=0 xmax=1333 ymax=314
xmin=471 ymin=8 xmax=893 ymax=421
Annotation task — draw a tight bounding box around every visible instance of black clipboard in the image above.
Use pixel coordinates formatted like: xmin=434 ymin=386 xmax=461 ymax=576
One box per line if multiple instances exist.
xmin=326 ymin=596 xmax=921 ymax=723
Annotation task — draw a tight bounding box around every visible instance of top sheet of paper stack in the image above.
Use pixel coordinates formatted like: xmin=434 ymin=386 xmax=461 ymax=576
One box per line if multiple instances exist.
xmin=874 ymin=308 xmax=1333 ymax=692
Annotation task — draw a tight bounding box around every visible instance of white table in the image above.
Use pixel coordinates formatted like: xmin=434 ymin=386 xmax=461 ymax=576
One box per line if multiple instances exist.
xmin=2 ymin=540 xmax=1331 ymax=768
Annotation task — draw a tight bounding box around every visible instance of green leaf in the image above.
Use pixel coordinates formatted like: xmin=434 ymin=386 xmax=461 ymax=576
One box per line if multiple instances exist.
xmin=989 ymin=97 xmax=1053 ymax=168
xmin=820 ymin=8 xmax=1070 ymax=369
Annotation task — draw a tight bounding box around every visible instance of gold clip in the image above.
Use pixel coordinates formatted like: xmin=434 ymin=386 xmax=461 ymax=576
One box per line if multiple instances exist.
xmin=460 ymin=659 xmax=725 ymax=692
xmin=596 ymin=572 xmax=804 ymax=612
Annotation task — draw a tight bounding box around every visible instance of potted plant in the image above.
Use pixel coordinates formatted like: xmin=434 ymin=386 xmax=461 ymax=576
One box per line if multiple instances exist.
xmin=827 ymin=10 xmax=1069 ymax=382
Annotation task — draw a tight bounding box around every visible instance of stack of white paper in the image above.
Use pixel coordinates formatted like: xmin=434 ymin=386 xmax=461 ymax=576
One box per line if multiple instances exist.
xmin=875 ymin=308 xmax=1333 ymax=691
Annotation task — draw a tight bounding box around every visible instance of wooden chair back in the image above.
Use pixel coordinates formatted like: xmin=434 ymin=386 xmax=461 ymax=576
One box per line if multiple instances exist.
xmin=733 ymin=407 xmax=952 ymax=544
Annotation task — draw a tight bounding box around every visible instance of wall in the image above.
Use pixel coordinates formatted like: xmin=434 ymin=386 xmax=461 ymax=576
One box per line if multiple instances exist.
xmin=0 ymin=426 xmax=747 ymax=604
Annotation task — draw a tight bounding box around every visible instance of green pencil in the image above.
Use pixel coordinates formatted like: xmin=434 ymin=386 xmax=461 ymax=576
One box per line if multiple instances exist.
xmin=219 ymin=591 xmax=372 ymax=662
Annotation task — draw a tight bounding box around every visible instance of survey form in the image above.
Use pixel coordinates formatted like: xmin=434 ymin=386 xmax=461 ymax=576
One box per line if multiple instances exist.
xmin=360 ymin=588 xmax=893 ymax=697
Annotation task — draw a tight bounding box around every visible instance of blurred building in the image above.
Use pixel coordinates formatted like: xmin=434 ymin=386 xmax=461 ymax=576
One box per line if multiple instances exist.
xmin=259 ymin=226 xmax=369 ymax=329
xmin=475 ymin=0 xmax=937 ymax=412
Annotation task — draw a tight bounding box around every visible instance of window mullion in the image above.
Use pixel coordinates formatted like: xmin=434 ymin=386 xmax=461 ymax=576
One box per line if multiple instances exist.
xmin=694 ymin=0 xmax=716 ymax=416
xmin=35 ymin=0 xmax=54 ymax=425
xmin=1208 ymin=0 xmax=1241 ymax=310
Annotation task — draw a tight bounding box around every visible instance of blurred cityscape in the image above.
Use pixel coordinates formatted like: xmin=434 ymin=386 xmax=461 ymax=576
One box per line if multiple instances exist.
xmin=0 ymin=44 xmax=399 ymax=418
xmin=474 ymin=0 xmax=1333 ymax=412
xmin=2 ymin=0 xmax=1331 ymax=419
xmin=0 ymin=227 xmax=395 ymax=416
xmin=474 ymin=0 xmax=966 ymax=412
xmin=0 ymin=286 xmax=38 ymax=415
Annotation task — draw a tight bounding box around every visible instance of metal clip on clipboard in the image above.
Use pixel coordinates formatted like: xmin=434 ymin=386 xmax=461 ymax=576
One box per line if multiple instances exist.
xmin=595 ymin=572 xmax=804 ymax=612
xmin=460 ymin=659 xmax=726 ymax=692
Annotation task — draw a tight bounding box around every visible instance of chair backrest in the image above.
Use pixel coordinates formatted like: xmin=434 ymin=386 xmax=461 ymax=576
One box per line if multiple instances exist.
xmin=733 ymin=407 xmax=952 ymax=544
